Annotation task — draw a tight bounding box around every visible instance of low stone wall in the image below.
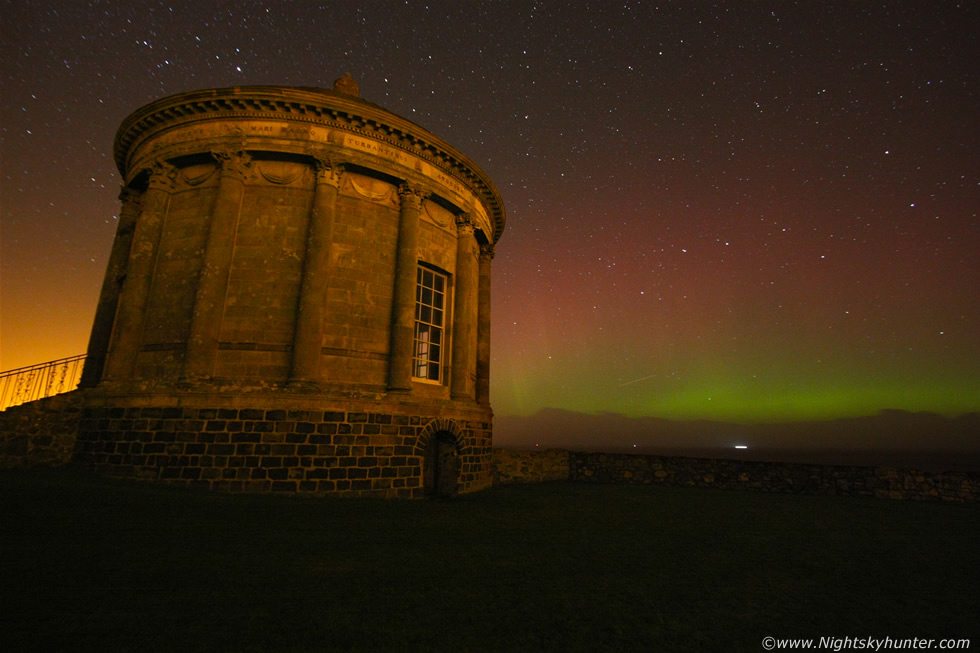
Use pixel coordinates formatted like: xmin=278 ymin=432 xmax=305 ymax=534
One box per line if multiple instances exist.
xmin=492 ymin=448 xmax=569 ymax=484
xmin=490 ymin=448 xmax=978 ymax=502
xmin=569 ymin=451 xmax=979 ymax=502
xmin=0 ymin=392 xmax=83 ymax=468
xmin=6 ymin=406 xmax=978 ymax=503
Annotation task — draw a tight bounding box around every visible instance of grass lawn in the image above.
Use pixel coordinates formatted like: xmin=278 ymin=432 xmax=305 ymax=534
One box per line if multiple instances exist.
xmin=2 ymin=468 xmax=977 ymax=652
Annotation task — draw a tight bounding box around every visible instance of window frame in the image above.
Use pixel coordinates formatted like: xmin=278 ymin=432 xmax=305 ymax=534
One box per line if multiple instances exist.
xmin=412 ymin=263 xmax=450 ymax=384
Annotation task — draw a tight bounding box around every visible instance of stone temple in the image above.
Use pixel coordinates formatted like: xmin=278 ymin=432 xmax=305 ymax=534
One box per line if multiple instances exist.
xmin=72 ymin=75 xmax=505 ymax=497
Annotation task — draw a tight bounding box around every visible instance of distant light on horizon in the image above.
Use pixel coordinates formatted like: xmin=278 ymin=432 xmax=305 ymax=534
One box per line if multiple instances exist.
xmin=735 ymin=445 xmax=748 ymax=449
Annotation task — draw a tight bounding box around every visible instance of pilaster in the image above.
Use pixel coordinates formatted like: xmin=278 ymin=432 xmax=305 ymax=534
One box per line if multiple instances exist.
xmin=451 ymin=214 xmax=479 ymax=400
xmin=387 ymin=182 xmax=426 ymax=392
xmin=289 ymin=155 xmax=344 ymax=387
xmin=183 ymin=150 xmax=250 ymax=380
xmin=476 ymin=242 xmax=494 ymax=404
xmin=81 ymin=186 xmax=143 ymax=387
xmin=103 ymin=161 xmax=176 ymax=381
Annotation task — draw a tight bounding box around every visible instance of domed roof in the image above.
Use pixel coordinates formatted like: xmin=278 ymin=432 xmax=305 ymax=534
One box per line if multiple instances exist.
xmin=333 ymin=73 xmax=360 ymax=97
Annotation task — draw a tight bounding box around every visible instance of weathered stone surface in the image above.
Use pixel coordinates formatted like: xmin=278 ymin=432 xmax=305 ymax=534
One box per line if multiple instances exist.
xmin=1 ymin=78 xmax=506 ymax=498
xmin=489 ymin=449 xmax=978 ymax=503
xmin=56 ymin=393 xmax=491 ymax=498
xmin=492 ymin=448 xmax=569 ymax=484
xmin=0 ymin=392 xmax=83 ymax=468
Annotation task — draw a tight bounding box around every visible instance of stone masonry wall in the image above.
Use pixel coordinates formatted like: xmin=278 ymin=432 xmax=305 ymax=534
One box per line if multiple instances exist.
xmin=568 ymin=451 xmax=979 ymax=502
xmin=490 ymin=448 xmax=978 ymax=502
xmin=73 ymin=405 xmax=492 ymax=498
xmin=0 ymin=392 xmax=83 ymax=468
xmin=7 ymin=405 xmax=976 ymax=503
xmin=492 ymin=448 xmax=569 ymax=484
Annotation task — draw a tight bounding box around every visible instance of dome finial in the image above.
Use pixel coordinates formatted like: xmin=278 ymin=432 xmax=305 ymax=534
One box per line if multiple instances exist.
xmin=333 ymin=73 xmax=359 ymax=97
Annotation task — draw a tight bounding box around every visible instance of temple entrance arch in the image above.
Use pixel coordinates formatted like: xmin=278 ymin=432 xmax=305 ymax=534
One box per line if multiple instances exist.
xmin=417 ymin=418 xmax=464 ymax=497
xmin=423 ymin=431 xmax=459 ymax=497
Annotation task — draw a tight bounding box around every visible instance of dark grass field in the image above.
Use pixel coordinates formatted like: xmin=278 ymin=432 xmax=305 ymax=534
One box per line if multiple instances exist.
xmin=2 ymin=469 xmax=977 ymax=652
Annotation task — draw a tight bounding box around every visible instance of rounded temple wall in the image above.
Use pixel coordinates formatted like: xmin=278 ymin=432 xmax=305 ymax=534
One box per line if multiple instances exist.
xmin=76 ymin=83 xmax=505 ymax=497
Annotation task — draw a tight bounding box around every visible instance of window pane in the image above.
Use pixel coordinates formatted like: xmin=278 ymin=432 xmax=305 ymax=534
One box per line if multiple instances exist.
xmin=413 ymin=265 xmax=448 ymax=383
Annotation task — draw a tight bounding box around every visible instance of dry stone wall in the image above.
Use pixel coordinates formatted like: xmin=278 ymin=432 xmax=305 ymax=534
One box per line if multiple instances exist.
xmin=570 ymin=451 xmax=979 ymax=502
xmin=0 ymin=392 xmax=83 ymax=468
xmin=492 ymin=448 xmax=569 ymax=484
xmin=490 ymin=449 xmax=978 ymax=502
xmin=7 ymin=409 xmax=975 ymax=502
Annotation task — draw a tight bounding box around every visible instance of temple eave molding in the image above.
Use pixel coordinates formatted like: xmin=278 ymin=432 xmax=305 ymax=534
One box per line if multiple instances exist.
xmin=115 ymin=88 xmax=505 ymax=242
xmin=123 ymin=137 xmax=502 ymax=243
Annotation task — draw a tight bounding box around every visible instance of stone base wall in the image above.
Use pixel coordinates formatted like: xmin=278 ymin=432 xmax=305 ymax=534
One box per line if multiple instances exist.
xmin=0 ymin=390 xmax=493 ymax=498
xmin=490 ymin=448 xmax=979 ymax=502
xmin=74 ymin=405 xmax=491 ymax=498
xmin=0 ymin=392 xmax=84 ymax=468
xmin=492 ymin=448 xmax=569 ymax=484
xmin=7 ymin=402 xmax=977 ymax=503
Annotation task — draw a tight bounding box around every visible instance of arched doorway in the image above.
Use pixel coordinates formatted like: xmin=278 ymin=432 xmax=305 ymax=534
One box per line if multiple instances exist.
xmin=423 ymin=432 xmax=459 ymax=497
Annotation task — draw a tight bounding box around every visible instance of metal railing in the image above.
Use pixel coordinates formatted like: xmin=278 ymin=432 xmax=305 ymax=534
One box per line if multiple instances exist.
xmin=0 ymin=354 xmax=87 ymax=411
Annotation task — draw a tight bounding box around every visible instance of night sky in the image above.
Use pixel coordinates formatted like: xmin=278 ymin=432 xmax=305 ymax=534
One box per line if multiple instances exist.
xmin=2 ymin=1 xmax=977 ymax=427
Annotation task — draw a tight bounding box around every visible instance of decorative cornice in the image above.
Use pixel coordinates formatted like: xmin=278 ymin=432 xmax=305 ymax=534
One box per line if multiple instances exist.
xmin=113 ymin=86 xmax=505 ymax=242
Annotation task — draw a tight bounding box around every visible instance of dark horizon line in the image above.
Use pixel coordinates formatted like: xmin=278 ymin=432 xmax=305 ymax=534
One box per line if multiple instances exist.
xmin=496 ymin=406 xmax=980 ymax=424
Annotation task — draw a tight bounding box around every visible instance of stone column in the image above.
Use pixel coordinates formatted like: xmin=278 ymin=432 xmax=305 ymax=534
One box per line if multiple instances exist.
xmin=80 ymin=187 xmax=142 ymax=387
xmin=289 ymin=156 xmax=343 ymax=387
xmin=475 ymin=242 xmax=494 ymax=404
xmin=183 ymin=150 xmax=250 ymax=380
xmin=451 ymin=214 xmax=480 ymax=400
xmin=388 ymin=183 xmax=426 ymax=392
xmin=103 ymin=161 xmax=176 ymax=381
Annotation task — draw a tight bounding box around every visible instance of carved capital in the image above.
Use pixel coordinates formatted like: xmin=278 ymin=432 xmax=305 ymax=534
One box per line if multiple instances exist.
xmin=145 ymin=160 xmax=178 ymax=192
xmin=397 ymin=182 xmax=426 ymax=212
xmin=455 ymin=212 xmax=476 ymax=236
xmin=116 ymin=186 xmax=143 ymax=232
xmin=479 ymin=242 xmax=495 ymax=261
xmin=313 ymin=156 xmax=344 ymax=189
xmin=118 ymin=185 xmax=141 ymax=204
xmin=211 ymin=150 xmax=251 ymax=183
